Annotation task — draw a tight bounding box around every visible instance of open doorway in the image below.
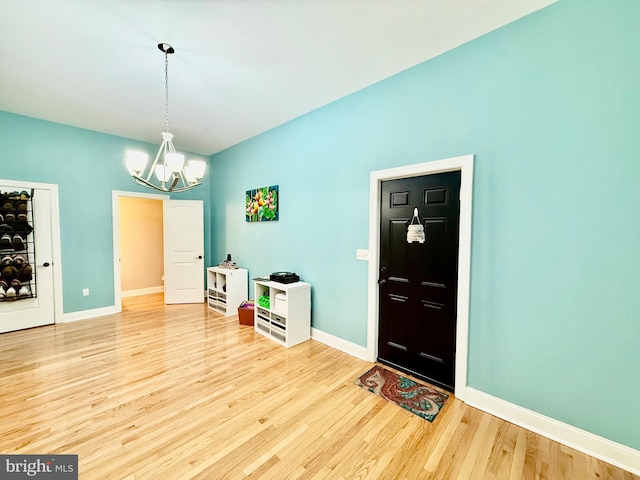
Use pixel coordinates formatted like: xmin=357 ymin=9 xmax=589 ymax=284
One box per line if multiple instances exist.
xmin=112 ymin=190 xmax=168 ymax=312
xmin=119 ymin=196 xmax=164 ymax=298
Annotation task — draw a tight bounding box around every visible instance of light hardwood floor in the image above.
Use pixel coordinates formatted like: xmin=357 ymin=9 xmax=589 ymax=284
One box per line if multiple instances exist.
xmin=0 ymin=293 xmax=636 ymax=479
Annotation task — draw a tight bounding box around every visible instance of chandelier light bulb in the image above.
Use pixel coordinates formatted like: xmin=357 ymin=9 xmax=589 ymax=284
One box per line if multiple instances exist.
xmin=155 ymin=164 xmax=172 ymax=182
xmin=187 ymin=160 xmax=206 ymax=179
xmin=165 ymin=152 xmax=185 ymax=173
xmin=125 ymin=150 xmax=149 ymax=176
xmin=184 ymin=166 xmax=196 ymax=184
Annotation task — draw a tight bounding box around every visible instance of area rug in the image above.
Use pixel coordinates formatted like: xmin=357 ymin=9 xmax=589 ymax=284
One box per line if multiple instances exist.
xmin=354 ymin=365 xmax=448 ymax=422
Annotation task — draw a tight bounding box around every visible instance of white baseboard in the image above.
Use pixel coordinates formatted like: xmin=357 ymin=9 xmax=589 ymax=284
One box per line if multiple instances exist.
xmin=121 ymin=286 xmax=164 ymax=298
xmin=465 ymin=387 xmax=640 ymax=476
xmin=311 ymin=328 xmax=368 ymax=360
xmin=59 ymin=305 xmax=119 ymax=324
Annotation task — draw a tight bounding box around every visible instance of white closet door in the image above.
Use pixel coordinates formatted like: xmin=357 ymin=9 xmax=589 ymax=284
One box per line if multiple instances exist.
xmin=0 ymin=186 xmax=55 ymax=333
xmin=163 ymin=199 xmax=204 ymax=304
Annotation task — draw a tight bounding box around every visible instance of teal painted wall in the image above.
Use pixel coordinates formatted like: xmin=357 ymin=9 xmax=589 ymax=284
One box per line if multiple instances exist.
xmin=0 ymin=112 xmax=211 ymax=313
xmin=210 ymin=0 xmax=640 ymax=450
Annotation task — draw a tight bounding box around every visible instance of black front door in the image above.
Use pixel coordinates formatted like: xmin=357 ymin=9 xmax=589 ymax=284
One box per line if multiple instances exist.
xmin=378 ymin=171 xmax=461 ymax=392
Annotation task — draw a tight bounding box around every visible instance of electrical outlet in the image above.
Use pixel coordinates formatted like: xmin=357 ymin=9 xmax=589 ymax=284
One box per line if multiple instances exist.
xmin=356 ymin=249 xmax=369 ymax=261
xmin=82 ymin=288 xmax=90 ymax=296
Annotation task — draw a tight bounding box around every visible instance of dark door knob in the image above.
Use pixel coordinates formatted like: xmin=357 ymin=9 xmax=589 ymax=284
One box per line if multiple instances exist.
xmin=197 ymin=255 xmax=203 ymax=259
xmin=42 ymin=262 xmax=50 ymax=267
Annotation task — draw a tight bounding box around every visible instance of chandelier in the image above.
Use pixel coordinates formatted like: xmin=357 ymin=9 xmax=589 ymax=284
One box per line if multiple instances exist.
xmin=124 ymin=43 xmax=206 ymax=192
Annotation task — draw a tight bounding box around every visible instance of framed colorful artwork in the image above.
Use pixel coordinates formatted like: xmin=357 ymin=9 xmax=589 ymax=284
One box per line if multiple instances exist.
xmin=246 ymin=185 xmax=278 ymax=222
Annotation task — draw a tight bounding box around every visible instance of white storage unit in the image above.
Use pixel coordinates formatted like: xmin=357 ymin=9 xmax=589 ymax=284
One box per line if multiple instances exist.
xmin=207 ymin=267 xmax=248 ymax=316
xmin=254 ymin=279 xmax=311 ymax=347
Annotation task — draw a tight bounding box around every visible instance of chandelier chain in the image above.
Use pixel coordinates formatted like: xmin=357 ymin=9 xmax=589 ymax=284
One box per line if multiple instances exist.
xmin=164 ymin=50 xmax=170 ymax=133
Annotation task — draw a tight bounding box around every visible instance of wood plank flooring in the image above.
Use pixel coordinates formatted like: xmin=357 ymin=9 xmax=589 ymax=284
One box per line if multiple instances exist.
xmin=0 ymin=293 xmax=636 ymax=479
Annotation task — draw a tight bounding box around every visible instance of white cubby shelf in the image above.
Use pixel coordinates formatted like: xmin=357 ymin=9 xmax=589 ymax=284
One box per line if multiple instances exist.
xmin=253 ymin=279 xmax=310 ymax=348
xmin=207 ymin=267 xmax=248 ymax=316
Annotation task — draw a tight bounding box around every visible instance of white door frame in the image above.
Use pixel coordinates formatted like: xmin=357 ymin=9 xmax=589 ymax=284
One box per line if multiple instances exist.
xmin=0 ymin=178 xmax=63 ymax=324
xmin=366 ymin=154 xmax=474 ymax=400
xmin=112 ymin=190 xmax=169 ymax=312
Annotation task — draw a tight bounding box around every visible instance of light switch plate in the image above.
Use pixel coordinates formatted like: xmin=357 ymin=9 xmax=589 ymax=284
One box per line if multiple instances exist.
xmin=356 ymin=249 xmax=369 ymax=261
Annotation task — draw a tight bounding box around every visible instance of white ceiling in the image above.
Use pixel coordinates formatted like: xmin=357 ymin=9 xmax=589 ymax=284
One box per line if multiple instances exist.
xmin=0 ymin=0 xmax=556 ymax=155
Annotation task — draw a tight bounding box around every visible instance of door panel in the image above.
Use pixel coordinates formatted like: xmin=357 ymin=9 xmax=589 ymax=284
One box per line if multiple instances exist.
xmin=378 ymin=171 xmax=461 ymax=391
xmin=422 ymin=218 xmax=447 ymax=284
xmin=0 ymin=186 xmax=55 ymax=333
xmin=389 ymin=219 xmax=410 ymax=273
xmin=163 ymin=200 xmax=204 ymax=304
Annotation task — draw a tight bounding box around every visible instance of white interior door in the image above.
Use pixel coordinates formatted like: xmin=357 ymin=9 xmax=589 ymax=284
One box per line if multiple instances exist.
xmin=0 ymin=185 xmax=55 ymax=333
xmin=163 ymin=199 xmax=204 ymax=304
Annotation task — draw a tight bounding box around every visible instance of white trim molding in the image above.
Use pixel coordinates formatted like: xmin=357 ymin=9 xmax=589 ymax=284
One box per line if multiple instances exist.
xmin=366 ymin=154 xmax=474 ymax=400
xmin=311 ymin=328 xmax=368 ymax=361
xmin=466 ymin=388 xmax=640 ymax=476
xmin=121 ymin=286 xmax=164 ymax=298
xmin=60 ymin=305 xmax=119 ymax=324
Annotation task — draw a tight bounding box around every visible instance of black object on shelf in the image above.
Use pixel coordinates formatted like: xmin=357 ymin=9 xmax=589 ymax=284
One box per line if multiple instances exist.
xmin=270 ymin=272 xmax=300 ymax=284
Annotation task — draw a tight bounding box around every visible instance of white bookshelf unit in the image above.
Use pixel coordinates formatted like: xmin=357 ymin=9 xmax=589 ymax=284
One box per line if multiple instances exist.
xmin=207 ymin=267 xmax=248 ymax=316
xmin=254 ymin=279 xmax=311 ymax=348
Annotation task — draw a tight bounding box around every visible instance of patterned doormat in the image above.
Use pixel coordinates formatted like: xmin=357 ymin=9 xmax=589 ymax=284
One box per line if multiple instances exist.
xmin=355 ymin=365 xmax=449 ymax=422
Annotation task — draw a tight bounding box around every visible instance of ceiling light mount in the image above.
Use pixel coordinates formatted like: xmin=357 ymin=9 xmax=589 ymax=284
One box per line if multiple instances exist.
xmin=158 ymin=43 xmax=175 ymax=54
xmin=124 ymin=42 xmax=205 ymax=193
